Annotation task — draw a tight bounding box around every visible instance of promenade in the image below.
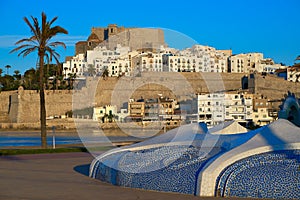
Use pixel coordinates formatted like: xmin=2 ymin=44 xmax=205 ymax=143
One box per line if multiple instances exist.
xmin=0 ymin=152 xmax=251 ymax=200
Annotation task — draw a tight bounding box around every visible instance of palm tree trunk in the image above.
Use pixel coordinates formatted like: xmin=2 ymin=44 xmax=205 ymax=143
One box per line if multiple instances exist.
xmin=39 ymin=51 xmax=47 ymax=148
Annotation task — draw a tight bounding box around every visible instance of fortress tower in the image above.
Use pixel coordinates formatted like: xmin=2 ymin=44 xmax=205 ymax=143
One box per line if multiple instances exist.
xmin=75 ymin=24 xmax=165 ymax=55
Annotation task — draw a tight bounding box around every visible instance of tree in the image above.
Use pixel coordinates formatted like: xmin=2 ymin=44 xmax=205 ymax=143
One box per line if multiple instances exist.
xmin=5 ymin=65 xmax=11 ymax=75
xmin=13 ymin=70 xmax=21 ymax=80
xmin=63 ymin=67 xmax=68 ymax=78
xmin=23 ymin=68 xmax=38 ymax=89
xmin=102 ymin=68 xmax=109 ymax=80
xmin=10 ymin=12 xmax=68 ymax=148
xmin=0 ymin=68 xmax=3 ymax=77
xmin=87 ymin=64 xmax=96 ymax=77
xmin=67 ymin=72 xmax=76 ymax=89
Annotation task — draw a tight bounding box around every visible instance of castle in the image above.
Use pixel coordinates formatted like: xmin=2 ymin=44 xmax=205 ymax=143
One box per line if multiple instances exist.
xmin=75 ymin=24 xmax=165 ymax=55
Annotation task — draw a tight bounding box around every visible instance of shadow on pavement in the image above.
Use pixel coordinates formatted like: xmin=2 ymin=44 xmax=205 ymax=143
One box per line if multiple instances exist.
xmin=74 ymin=164 xmax=90 ymax=176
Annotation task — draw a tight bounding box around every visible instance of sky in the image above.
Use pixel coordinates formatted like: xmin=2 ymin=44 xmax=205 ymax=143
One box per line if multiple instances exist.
xmin=0 ymin=0 xmax=299 ymax=75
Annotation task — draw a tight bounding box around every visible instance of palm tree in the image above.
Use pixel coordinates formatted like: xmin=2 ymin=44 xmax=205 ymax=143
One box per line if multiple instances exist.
xmin=0 ymin=68 xmax=3 ymax=77
xmin=10 ymin=12 xmax=68 ymax=148
xmin=5 ymin=65 xmax=11 ymax=75
xmin=13 ymin=70 xmax=21 ymax=80
xmin=67 ymin=72 xmax=76 ymax=89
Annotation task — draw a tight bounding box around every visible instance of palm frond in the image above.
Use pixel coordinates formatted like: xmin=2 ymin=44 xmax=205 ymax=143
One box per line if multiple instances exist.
xmin=14 ymin=36 xmax=38 ymax=45
xmin=49 ymin=16 xmax=58 ymax=26
xmin=10 ymin=44 xmax=36 ymax=54
xmin=20 ymin=46 xmax=38 ymax=57
xmin=48 ymin=41 xmax=67 ymax=49
xmin=14 ymin=46 xmax=37 ymax=57
xmin=24 ymin=16 xmax=38 ymax=39
xmin=46 ymin=47 xmax=61 ymax=64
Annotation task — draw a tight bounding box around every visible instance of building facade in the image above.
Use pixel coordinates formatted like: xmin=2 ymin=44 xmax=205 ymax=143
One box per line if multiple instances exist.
xmin=197 ymin=92 xmax=253 ymax=127
xmin=93 ymin=105 xmax=117 ymax=122
xmin=197 ymin=93 xmax=225 ymax=127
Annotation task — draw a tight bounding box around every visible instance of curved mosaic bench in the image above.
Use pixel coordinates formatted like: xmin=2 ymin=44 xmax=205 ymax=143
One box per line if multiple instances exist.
xmin=91 ymin=144 xmax=224 ymax=194
xmin=216 ymin=150 xmax=300 ymax=199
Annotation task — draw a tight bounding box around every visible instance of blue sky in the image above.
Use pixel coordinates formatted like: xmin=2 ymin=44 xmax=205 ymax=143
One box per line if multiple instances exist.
xmin=0 ymin=0 xmax=299 ymax=74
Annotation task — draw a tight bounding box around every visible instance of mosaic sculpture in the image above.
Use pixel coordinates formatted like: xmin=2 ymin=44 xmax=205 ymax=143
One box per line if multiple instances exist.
xmin=90 ymin=93 xmax=300 ymax=199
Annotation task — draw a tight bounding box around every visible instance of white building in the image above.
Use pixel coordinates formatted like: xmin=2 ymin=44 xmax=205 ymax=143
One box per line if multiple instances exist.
xmin=63 ymin=44 xmax=131 ymax=78
xmin=252 ymin=107 xmax=274 ymax=126
xmin=258 ymin=58 xmax=285 ymax=74
xmin=287 ymin=64 xmax=300 ymax=82
xmin=229 ymin=53 xmax=286 ymax=74
xmin=93 ymin=105 xmax=117 ymax=122
xmin=164 ymin=45 xmax=229 ymax=73
xmin=132 ymin=52 xmax=164 ymax=73
xmin=197 ymin=92 xmax=253 ymax=127
xmin=62 ymin=53 xmax=86 ymax=78
xmin=197 ymin=93 xmax=225 ymax=127
xmin=224 ymin=93 xmax=253 ymax=123
xmin=115 ymin=109 xmax=129 ymax=122
xmin=229 ymin=53 xmax=263 ymax=73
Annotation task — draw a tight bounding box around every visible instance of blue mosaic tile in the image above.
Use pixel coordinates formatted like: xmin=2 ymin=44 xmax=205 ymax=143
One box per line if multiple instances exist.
xmin=91 ymin=145 xmax=224 ymax=194
xmin=216 ymin=150 xmax=300 ymax=199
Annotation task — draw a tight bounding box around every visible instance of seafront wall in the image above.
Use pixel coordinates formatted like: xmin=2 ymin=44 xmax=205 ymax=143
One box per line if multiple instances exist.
xmin=7 ymin=89 xmax=73 ymax=123
xmin=0 ymin=90 xmax=17 ymax=114
xmin=0 ymin=91 xmax=17 ymax=123
xmin=2 ymin=72 xmax=300 ymax=124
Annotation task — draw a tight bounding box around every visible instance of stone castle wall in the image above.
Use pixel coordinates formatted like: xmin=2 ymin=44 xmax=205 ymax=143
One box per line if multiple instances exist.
xmin=249 ymin=73 xmax=300 ymax=99
xmin=0 ymin=91 xmax=17 ymax=113
xmin=3 ymin=72 xmax=300 ymax=123
xmin=7 ymin=89 xmax=73 ymax=123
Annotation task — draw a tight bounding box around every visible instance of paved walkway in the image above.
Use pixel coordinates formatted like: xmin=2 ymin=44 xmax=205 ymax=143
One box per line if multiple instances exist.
xmin=0 ymin=152 xmax=250 ymax=200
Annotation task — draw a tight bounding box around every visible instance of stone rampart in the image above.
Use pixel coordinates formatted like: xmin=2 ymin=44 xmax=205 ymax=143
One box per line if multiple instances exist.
xmin=249 ymin=73 xmax=300 ymax=99
xmin=4 ymin=72 xmax=290 ymax=123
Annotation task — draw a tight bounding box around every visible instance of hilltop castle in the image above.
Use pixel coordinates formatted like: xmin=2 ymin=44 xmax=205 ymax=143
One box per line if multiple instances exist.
xmin=75 ymin=24 xmax=165 ymax=55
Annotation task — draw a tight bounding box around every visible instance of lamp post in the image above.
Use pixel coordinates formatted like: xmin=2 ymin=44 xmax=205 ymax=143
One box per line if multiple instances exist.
xmin=52 ymin=126 xmax=56 ymax=149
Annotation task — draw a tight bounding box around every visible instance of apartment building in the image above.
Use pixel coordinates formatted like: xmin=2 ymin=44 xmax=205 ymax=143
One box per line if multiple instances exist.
xmin=224 ymin=93 xmax=253 ymax=123
xmin=252 ymin=95 xmax=275 ymax=125
xmin=197 ymin=92 xmax=253 ymax=127
xmin=165 ymin=45 xmax=229 ymax=73
xmin=197 ymin=93 xmax=225 ymax=127
xmin=128 ymin=99 xmax=145 ymax=121
xmin=229 ymin=53 xmax=263 ymax=73
xmin=62 ymin=53 xmax=86 ymax=78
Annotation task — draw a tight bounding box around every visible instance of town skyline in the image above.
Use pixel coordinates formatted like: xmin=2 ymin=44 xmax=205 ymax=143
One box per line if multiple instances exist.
xmin=0 ymin=0 xmax=299 ymax=74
